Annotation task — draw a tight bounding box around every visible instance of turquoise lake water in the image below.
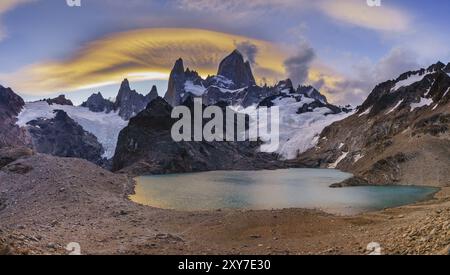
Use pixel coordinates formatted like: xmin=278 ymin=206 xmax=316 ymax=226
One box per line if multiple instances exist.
xmin=131 ymin=169 xmax=438 ymax=215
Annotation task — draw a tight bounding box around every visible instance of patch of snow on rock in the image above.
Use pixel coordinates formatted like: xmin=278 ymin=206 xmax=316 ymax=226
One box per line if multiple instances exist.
xmin=410 ymin=97 xmax=433 ymax=111
xmin=358 ymin=106 xmax=371 ymax=117
xmin=184 ymin=81 xmax=206 ymax=96
xmin=392 ymin=73 xmax=427 ymax=92
xmin=443 ymin=87 xmax=450 ymax=98
xmin=328 ymin=151 xmax=349 ymax=169
xmin=353 ymin=153 xmax=364 ymax=163
xmin=386 ymin=99 xmax=404 ymax=114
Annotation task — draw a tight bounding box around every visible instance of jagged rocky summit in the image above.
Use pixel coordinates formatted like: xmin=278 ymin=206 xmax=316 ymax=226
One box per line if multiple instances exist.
xmin=163 ymin=49 xmax=346 ymax=110
xmin=217 ymin=49 xmax=256 ymax=89
xmin=164 ymin=50 xmax=261 ymax=107
xmin=81 ymin=80 xmax=158 ymax=120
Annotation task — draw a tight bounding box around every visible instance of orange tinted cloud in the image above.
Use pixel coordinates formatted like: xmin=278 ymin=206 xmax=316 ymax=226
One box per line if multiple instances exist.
xmin=1 ymin=28 xmax=288 ymax=95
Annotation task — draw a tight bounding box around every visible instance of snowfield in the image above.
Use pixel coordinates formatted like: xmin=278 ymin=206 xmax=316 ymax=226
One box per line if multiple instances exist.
xmin=184 ymin=80 xmax=246 ymax=96
xmin=392 ymin=73 xmax=427 ymax=92
xmin=184 ymin=81 xmax=206 ymax=96
xmin=237 ymin=96 xmax=354 ymax=160
xmin=386 ymin=99 xmax=404 ymax=114
xmin=17 ymin=102 xmax=128 ymax=159
xmin=410 ymin=97 xmax=434 ymax=111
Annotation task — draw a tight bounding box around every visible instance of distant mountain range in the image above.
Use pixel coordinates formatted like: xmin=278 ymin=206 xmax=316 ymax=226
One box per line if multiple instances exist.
xmin=0 ymin=51 xmax=448 ymax=185
xmin=81 ymin=79 xmax=158 ymax=120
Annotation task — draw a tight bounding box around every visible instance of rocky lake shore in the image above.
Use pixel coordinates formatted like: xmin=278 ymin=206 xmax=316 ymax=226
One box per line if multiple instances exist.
xmin=0 ymin=152 xmax=448 ymax=255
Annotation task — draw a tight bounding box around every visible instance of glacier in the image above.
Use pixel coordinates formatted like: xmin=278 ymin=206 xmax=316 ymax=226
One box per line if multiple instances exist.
xmin=17 ymin=102 xmax=128 ymax=159
xmin=237 ymin=96 xmax=354 ymax=160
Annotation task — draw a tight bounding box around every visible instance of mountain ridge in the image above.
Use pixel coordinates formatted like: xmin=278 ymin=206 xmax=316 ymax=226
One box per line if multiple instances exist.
xmin=81 ymin=79 xmax=158 ymax=120
xmin=298 ymin=61 xmax=450 ymax=187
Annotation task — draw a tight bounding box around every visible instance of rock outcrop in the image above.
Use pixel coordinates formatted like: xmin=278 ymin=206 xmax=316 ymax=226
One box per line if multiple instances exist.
xmin=81 ymin=92 xmax=114 ymax=113
xmin=297 ymin=85 xmax=328 ymax=104
xmin=112 ymin=97 xmax=286 ymax=175
xmin=0 ymin=85 xmax=30 ymax=148
xmin=26 ymin=110 xmax=105 ymax=165
xmin=44 ymin=95 xmax=73 ymax=106
xmin=298 ymin=62 xmax=450 ymax=187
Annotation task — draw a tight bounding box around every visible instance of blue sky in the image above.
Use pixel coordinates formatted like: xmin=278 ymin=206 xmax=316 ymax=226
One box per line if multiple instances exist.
xmin=0 ymin=0 xmax=449 ymax=105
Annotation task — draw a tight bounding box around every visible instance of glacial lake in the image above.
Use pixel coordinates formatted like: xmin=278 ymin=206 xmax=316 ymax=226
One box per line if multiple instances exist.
xmin=130 ymin=169 xmax=439 ymax=215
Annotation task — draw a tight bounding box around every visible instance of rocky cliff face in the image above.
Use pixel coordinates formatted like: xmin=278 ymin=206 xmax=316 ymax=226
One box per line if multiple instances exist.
xmin=164 ymin=59 xmax=206 ymax=106
xmin=0 ymin=85 xmax=30 ymax=148
xmin=298 ymin=62 xmax=450 ymax=187
xmin=26 ymin=110 xmax=105 ymax=165
xmin=112 ymin=97 xmax=286 ymax=175
xmin=164 ymin=58 xmax=187 ymax=106
xmin=217 ymin=50 xmax=256 ymax=89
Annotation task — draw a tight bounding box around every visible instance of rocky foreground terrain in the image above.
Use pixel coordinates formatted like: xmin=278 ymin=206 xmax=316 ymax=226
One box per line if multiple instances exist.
xmin=0 ymin=152 xmax=448 ymax=255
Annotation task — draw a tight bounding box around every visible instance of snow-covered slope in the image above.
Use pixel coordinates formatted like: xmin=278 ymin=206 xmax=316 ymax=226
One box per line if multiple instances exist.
xmin=17 ymin=102 xmax=127 ymax=158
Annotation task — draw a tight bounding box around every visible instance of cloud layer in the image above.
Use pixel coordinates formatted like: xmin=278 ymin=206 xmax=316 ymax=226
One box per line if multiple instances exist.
xmin=176 ymin=0 xmax=411 ymax=32
xmin=1 ymin=28 xmax=288 ymax=94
